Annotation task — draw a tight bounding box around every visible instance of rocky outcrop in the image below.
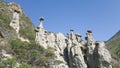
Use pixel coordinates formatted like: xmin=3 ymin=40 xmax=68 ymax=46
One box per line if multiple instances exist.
xmin=9 ymin=9 xmax=20 ymax=34
xmin=0 ymin=49 xmax=12 ymax=60
xmin=35 ymin=17 xmax=69 ymax=68
xmin=66 ymin=30 xmax=87 ymax=68
xmin=9 ymin=2 xmax=29 ymax=42
xmin=35 ymin=17 xmax=48 ymax=48
xmin=85 ymin=30 xmax=112 ymax=68
xmin=86 ymin=42 xmax=112 ymax=68
xmin=34 ymin=18 xmax=112 ymax=68
xmin=9 ymin=2 xmax=22 ymax=34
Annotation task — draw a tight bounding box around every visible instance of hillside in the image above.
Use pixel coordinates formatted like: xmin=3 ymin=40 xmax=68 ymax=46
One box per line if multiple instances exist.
xmin=0 ymin=1 xmax=55 ymax=68
xmin=0 ymin=1 xmax=113 ymax=68
xmin=106 ymin=30 xmax=120 ymax=67
xmin=0 ymin=1 xmax=35 ymax=40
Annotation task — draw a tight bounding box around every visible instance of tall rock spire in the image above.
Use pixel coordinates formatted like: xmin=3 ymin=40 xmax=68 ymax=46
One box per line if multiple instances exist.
xmin=38 ymin=16 xmax=44 ymax=29
xmin=85 ymin=30 xmax=112 ymax=68
xmin=86 ymin=30 xmax=95 ymax=45
xmin=35 ymin=17 xmax=48 ymax=49
xmin=70 ymin=29 xmax=75 ymax=41
xmin=10 ymin=9 xmax=20 ymax=34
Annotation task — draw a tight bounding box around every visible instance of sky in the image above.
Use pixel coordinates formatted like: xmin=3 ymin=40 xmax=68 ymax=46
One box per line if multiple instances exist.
xmin=5 ymin=0 xmax=120 ymax=41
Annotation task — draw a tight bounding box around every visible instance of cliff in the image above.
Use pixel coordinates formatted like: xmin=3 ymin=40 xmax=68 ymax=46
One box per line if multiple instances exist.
xmin=0 ymin=1 xmax=113 ymax=68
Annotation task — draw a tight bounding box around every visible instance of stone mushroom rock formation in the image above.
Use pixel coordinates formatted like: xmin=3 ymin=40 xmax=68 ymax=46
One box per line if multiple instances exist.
xmin=9 ymin=8 xmax=29 ymax=42
xmin=35 ymin=17 xmax=48 ymax=48
xmin=10 ymin=9 xmax=20 ymax=34
xmin=66 ymin=30 xmax=87 ymax=68
xmin=85 ymin=30 xmax=112 ymax=68
xmin=33 ymin=16 xmax=113 ymax=68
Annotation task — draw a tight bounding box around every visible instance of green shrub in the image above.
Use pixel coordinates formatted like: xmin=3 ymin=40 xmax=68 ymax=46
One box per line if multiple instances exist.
xmin=9 ymin=39 xmax=55 ymax=67
xmin=0 ymin=57 xmax=17 ymax=68
xmin=0 ymin=13 xmax=11 ymax=29
xmin=19 ymin=15 xmax=36 ymax=41
xmin=19 ymin=62 xmax=31 ymax=68
xmin=46 ymin=49 xmax=55 ymax=58
xmin=28 ymin=42 xmax=46 ymax=52
xmin=19 ymin=29 xmax=35 ymax=41
xmin=10 ymin=39 xmax=28 ymax=49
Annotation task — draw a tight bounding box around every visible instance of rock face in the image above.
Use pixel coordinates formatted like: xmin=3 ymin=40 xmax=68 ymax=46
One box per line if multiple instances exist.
xmin=9 ymin=2 xmax=30 ymax=42
xmin=87 ymin=42 xmax=112 ymax=68
xmin=9 ymin=2 xmax=22 ymax=34
xmin=85 ymin=30 xmax=112 ymax=68
xmin=10 ymin=9 xmax=20 ymax=34
xmin=35 ymin=17 xmax=48 ymax=48
xmin=34 ymin=18 xmax=112 ymax=68
xmin=35 ymin=17 xmax=69 ymax=68
xmin=66 ymin=30 xmax=87 ymax=68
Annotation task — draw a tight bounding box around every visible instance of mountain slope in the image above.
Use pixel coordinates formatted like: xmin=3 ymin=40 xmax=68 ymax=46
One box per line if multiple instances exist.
xmin=0 ymin=1 xmax=55 ymax=68
xmin=0 ymin=1 xmax=35 ymax=40
xmin=106 ymin=30 xmax=120 ymax=67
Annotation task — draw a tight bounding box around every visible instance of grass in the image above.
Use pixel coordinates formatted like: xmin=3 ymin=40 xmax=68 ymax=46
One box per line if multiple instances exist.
xmin=0 ymin=2 xmax=56 ymax=68
xmin=106 ymin=31 xmax=120 ymax=68
xmin=19 ymin=13 xmax=36 ymax=41
xmin=9 ymin=39 xmax=55 ymax=68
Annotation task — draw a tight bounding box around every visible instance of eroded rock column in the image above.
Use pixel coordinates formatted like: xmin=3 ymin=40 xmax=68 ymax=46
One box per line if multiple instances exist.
xmin=85 ymin=30 xmax=112 ymax=68
xmin=67 ymin=29 xmax=87 ymax=68
xmin=35 ymin=17 xmax=47 ymax=48
xmin=10 ymin=9 xmax=20 ymax=34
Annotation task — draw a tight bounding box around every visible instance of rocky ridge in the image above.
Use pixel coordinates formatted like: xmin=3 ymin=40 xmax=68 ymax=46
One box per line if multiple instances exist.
xmin=34 ymin=17 xmax=112 ymax=68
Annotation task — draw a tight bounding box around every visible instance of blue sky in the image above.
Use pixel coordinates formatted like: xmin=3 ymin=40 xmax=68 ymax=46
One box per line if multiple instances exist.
xmin=5 ymin=0 xmax=120 ymax=41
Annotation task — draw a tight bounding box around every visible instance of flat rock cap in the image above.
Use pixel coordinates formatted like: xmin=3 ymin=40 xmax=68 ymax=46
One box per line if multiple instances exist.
xmin=39 ymin=17 xmax=44 ymax=22
xmin=87 ymin=30 xmax=92 ymax=33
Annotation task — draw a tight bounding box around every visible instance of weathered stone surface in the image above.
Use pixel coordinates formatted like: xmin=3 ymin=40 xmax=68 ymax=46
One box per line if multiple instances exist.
xmin=47 ymin=33 xmax=56 ymax=48
xmin=9 ymin=6 xmax=30 ymax=42
xmin=86 ymin=42 xmax=112 ymax=68
xmin=85 ymin=30 xmax=112 ymax=68
xmin=35 ymin=17 xmax=48 ymax=48
xmin=96 ymin=42 xmax=112 ymax=68
xmin=34 ymin=21 xmax=113 ymax=68
xmin=66 ymin=31 xmax=87 ymax=68
xmin=56 ymin=33 xmax=67 ymax=54
xmin=0 ymin=49 xmax=12 ymax=60
xmin=9 ymin=4 xmax=21 ymax=34
xmin=18 ymin=34 xmax=29 ymax=42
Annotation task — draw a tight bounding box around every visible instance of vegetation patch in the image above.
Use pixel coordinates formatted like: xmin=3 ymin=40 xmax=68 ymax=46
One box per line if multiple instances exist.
xmin=9 ymin=39 xmax=55 ymax=68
